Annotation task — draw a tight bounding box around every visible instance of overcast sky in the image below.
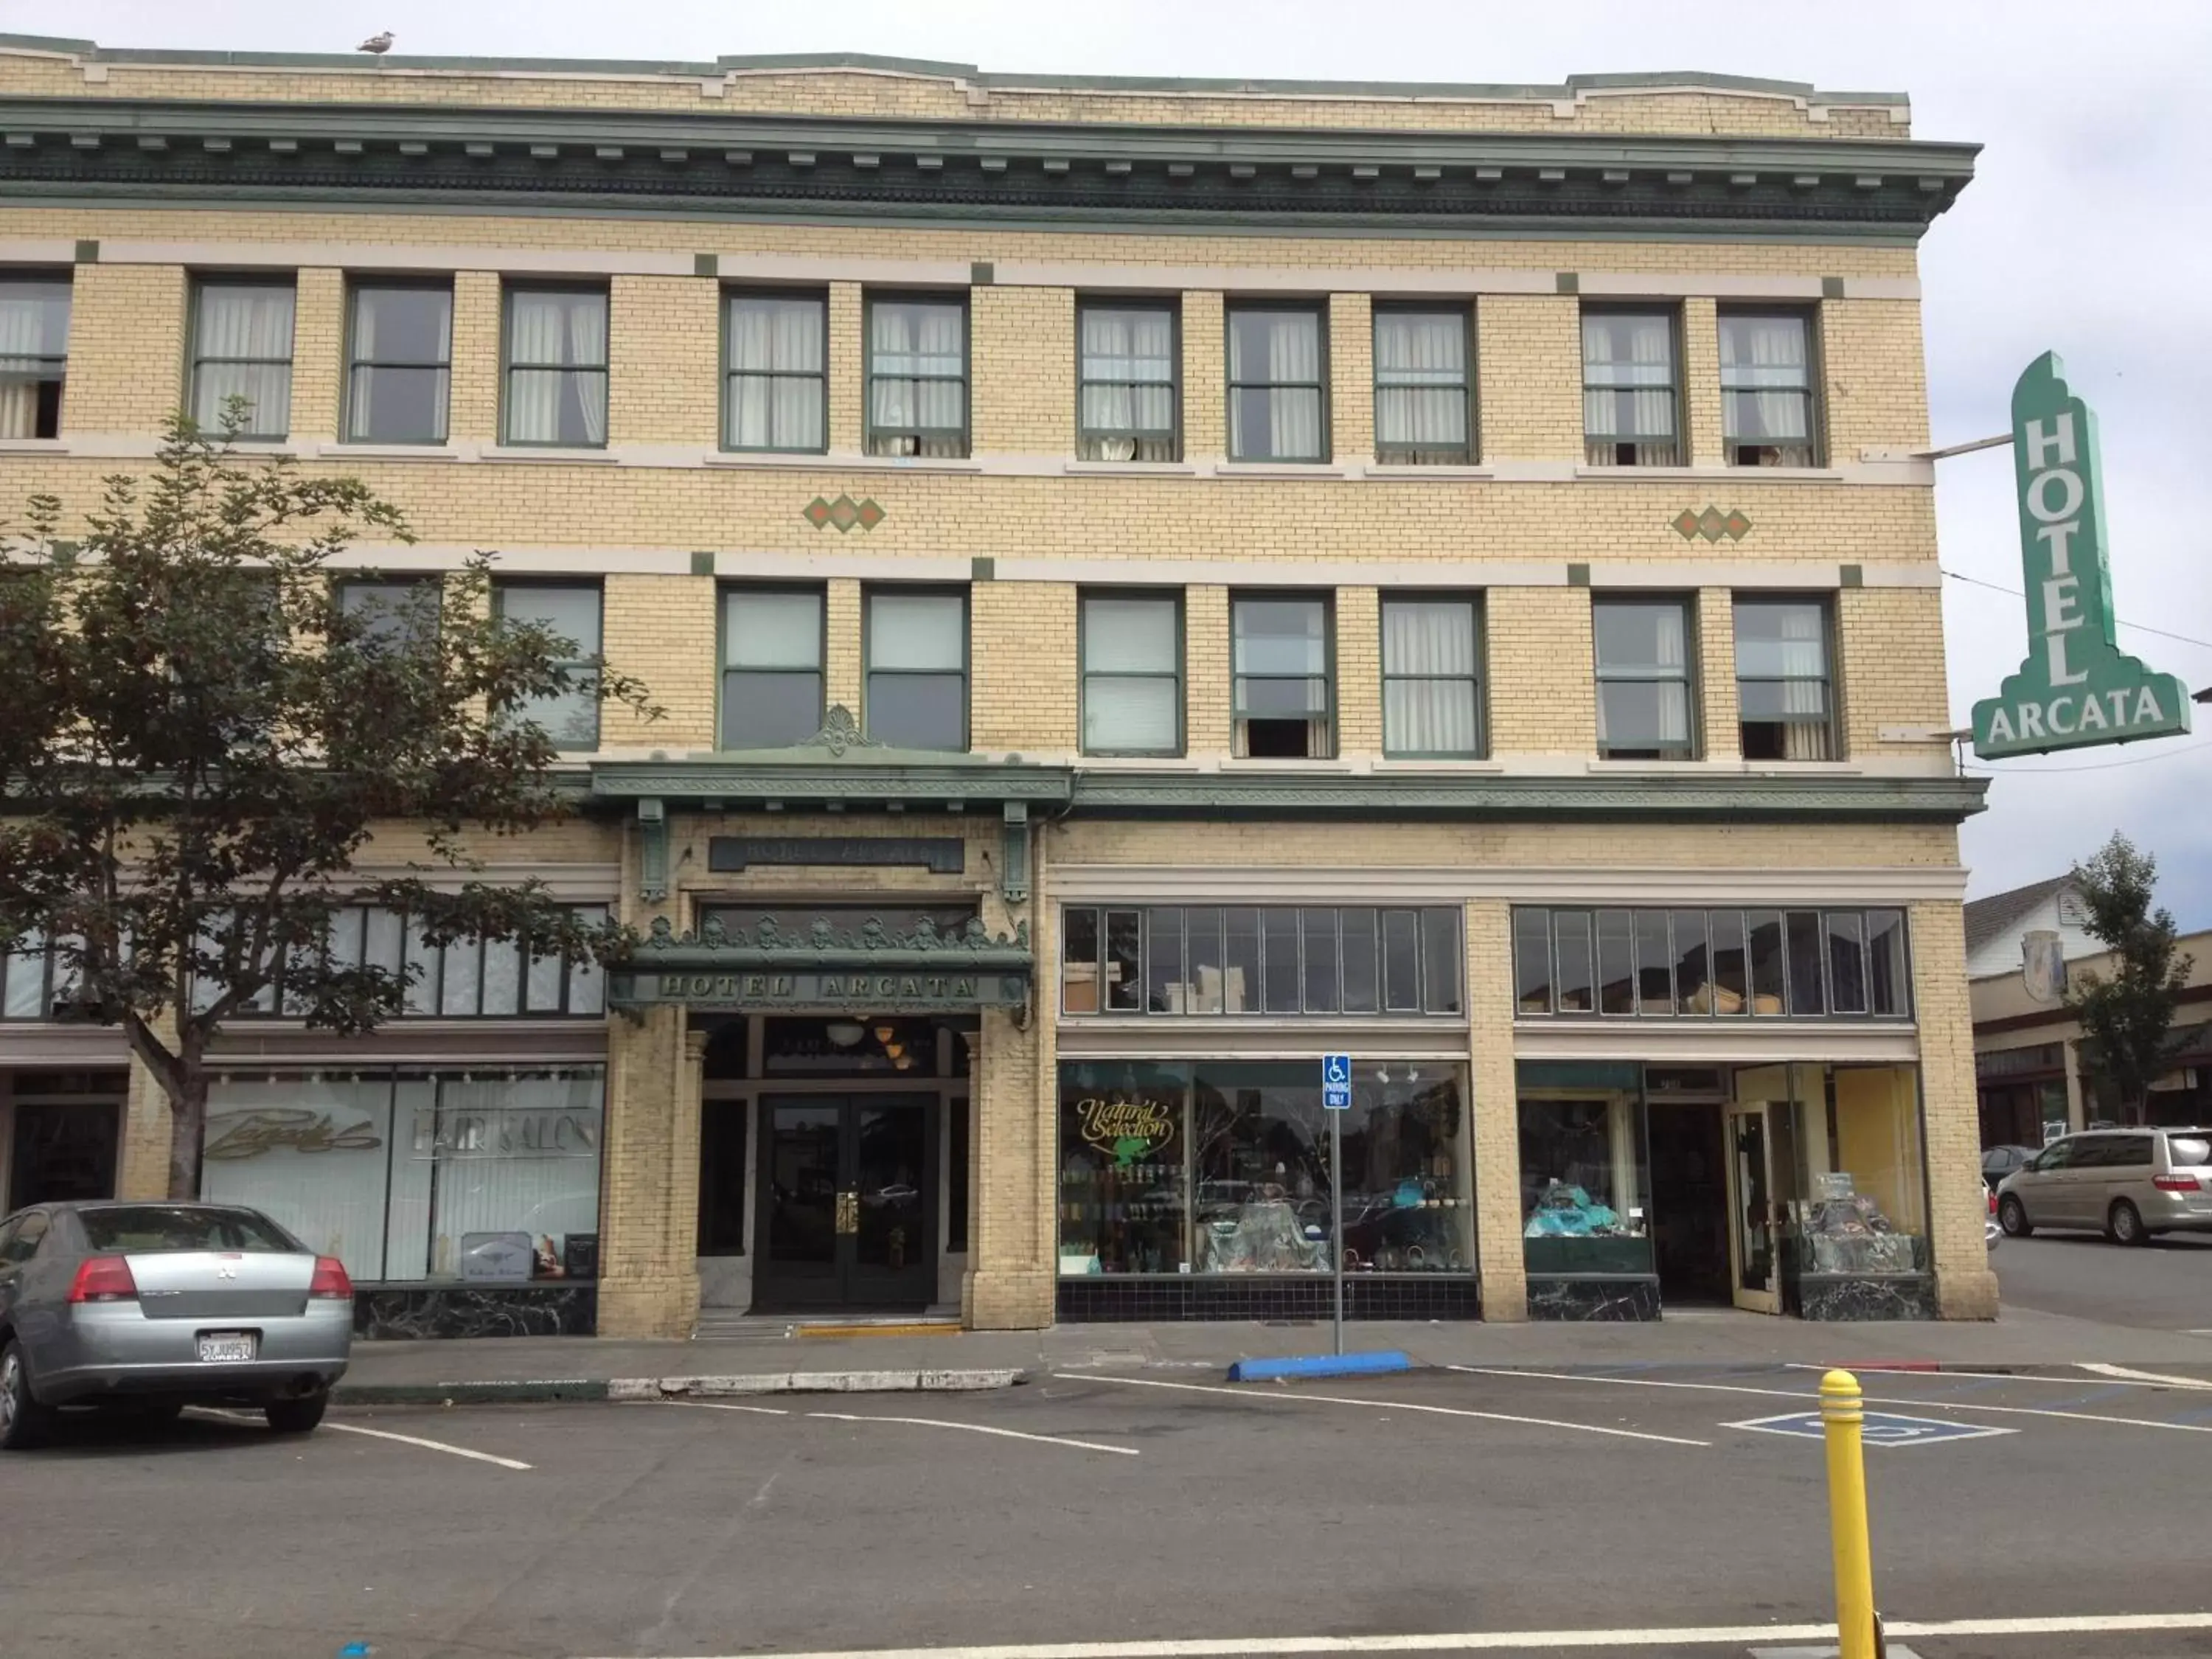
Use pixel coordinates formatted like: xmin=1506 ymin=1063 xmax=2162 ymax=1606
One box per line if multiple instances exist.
xmin=16 ymin=0 xmax=2212 ymax=926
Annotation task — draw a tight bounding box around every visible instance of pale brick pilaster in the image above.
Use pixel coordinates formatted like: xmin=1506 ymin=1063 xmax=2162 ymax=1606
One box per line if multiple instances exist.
xmin=1697 ymin=587 xmax=1739 ymax=762
xmin=826 ymin=577 xmax=863 ymax=717
xmin=973 ymin=580 xmax=1075 ymax=751
xmin=1328 ymin=291 xmax=1373 ymax=464
xmin=1180 ymin=291 xmax=1225 ymax=462
xmin=609 ymin=274 xmax=719 ymax=447
xmin=1335 ymin=585 xmax=1382 ymax=757
xmin=1486 ymin=588 xmax=1595 ymax=756
xmin=1467 ymin=900 xmax=1526 ymax=1320
xmin=1912 ymin=899 xmax=2000 ymax=1320
xmin=1681 ymin=295 xmax=1723 ymax=466
xmin=1183 ymin=585 xmax=1231 ymax=754
xmin=827 ymin=280 xmax=863 ymax=452
xmin=973 ymin=285 xmax=1073 ymax=456
xmin=1476 ymin=293 xmax=1581 ymax=460
xmin=448 ymin=270 xmax=501 ymax=442
xmin=291 ymin=267 xmax=344 ymax=440
xmin=596 ymin=1006 xmax=702 ymax=1339
xmin=62 ymin=263 xmax=187 ymax=435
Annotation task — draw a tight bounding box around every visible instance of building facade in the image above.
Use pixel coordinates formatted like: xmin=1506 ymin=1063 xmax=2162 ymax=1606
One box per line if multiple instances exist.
xmin=0 ymin=32 xmax=1998 ymax=1336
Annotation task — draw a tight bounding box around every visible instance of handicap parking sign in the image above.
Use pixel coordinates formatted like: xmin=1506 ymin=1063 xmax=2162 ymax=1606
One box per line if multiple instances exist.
xmin=1727 ymin=1409 xmax=2016 ymax=1447
xmin=1321 ymin=1054 xmax=1352 ymax=1110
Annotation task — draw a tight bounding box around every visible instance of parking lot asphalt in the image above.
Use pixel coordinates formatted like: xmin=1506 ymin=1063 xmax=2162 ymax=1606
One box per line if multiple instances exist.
xmin=1994 ymin=1229 xmax=2212 ymax=1330
xmin=5 ymin=1363 xmax=2212 ymax=1659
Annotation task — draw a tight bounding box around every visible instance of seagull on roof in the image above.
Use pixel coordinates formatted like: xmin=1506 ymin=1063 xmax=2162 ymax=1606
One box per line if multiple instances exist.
xmin=358 ymin=32 xmax=394 ymax=55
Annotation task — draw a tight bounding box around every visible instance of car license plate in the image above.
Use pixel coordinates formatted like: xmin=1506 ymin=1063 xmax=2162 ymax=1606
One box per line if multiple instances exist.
xmin=197 ymin=1332 xmax=257 ymax=1363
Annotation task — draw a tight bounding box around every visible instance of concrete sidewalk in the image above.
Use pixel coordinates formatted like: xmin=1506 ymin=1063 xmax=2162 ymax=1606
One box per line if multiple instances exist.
xmin=332 ymin=1305 xmax=2212 ymax=1403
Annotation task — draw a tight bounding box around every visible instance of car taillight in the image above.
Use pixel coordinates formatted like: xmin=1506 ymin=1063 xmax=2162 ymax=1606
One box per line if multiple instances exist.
xmin=1988 ymin=1189 xmax=1999 ymax=1214
xmin=309 ymin=1256 xmax=353 ymax=1300
xmin=68 ymin=1255 xmax=137 ymax=1304
xmin=2153 ymin=1175 xmax=2202 ymax=1193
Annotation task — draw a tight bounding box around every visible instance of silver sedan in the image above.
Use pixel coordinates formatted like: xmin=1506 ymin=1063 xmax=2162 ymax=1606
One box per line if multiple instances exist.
xmin=0 ymin=1201 xmax=352 ymax=1449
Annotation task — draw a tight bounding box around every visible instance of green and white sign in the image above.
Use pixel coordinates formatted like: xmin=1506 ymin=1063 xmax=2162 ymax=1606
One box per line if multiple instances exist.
xmin=1972 ymin=352 xmax=2191 ymax=758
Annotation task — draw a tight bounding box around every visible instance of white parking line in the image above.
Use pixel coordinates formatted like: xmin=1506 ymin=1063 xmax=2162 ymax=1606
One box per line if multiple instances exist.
xmin=1447 ymin=1366 xmax=2212 ymax=1436
xmin=186 ymin=1408 xmax=532 ymax=1470
xmin=661 ymin=1400 xmax=793 ymax=1416
xmin=2079 ymin=1361 xmax=2212 ymax=1390
xmin=806 ymin=1410 xmax=1138 ymax=1457
xmin=1055 ymin=1371 xmax=1711 ymax=1447
xmin=1778 ymin=1361 xmax=2192 ymax=1389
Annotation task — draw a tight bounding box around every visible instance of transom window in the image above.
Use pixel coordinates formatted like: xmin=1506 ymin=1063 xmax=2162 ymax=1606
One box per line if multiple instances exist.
xmin=721 ymin=587 xmax=824 ymax=749
xmin=1593 ymin=597 xmax=1695 ymax=760
xmin=1582 ymin=308 xmax=1680 ymax=466
xmin=1382 ymin=597 xmax=1483 ymax=757
xmin=1078 ymin=302 xmax=1178 ymax=462
xmin=1232 ymin=595 xmax=1332 ymax=759
xmin=1062 ymin=904 xmax=1463 ymax=1016
xmin=867 ymin=296 xmax=967 ymax=458
xmin=1372 ymin=307 xmax=1472 ymax=464
xmin=1081 ymin=592 xmax=1181 ymax=756
xmin=503 ymin=285 xmax=608 ymax=448
xmin=1227 ymin=305 xmax=1326 ymax=462
xmin=1719 ymin=311 xmax=1818 ymax=467
xmin=1513 ymin=905 xmax=1910 ymax=1020
xmin=726 ymin=291 xmax=827 ymax=452
xmin=347 ymin=283 xmax=453 ymax=445
xmin=1734 ymin=597 xmax=1835 ymax=760
xmin=494 ymin=582 xmax=602 ymax=751
xmin=190 ymin=279 xmax=295 ymax=439
xmin=866 ymin=588 xmax=968 ymax=751
xmin=0 ymin=275 xmax=72 ymax=439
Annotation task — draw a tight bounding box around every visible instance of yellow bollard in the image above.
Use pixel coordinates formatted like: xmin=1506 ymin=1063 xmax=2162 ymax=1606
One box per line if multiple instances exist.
xmin=1820 ymin=1369 xmax=1878 ymax=1659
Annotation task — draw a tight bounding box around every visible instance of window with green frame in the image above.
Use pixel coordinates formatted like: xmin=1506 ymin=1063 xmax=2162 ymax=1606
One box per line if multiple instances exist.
xmin=866 ymin=296 xmax=967 ymax=458
xmin=501 ymin=285 xmax=608 ymax=448
xmin=1382 ymin=596 xmax=1483 ymax=756
xmin=865 ymin=588 xmax=967 ymax=750
xmin=1080 ymin=591 xmax=1181 ymax=755
xmin=494 ymin=582 xmax=602 ymax=751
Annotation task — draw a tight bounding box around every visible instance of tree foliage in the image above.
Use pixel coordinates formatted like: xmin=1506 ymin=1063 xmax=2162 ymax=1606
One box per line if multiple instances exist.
xmin=2063 ymin=832 xmax=2194 ymax=1121
xmin=0 ymin=411 xmax=656 ymax=1199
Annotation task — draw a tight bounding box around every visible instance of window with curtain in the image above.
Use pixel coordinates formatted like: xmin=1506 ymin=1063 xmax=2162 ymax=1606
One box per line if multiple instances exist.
xmin=721 ymin=587 xmax=824 ymax=748
xmin=347 ymin=284 xmax=453 ymax=444
xmin=1077 ymin=302 xmax=1178 ymax=461
xmin=502 ymin=286 xmax=607 ymax=447
xmin=339 ymin=578 xmax=442 ymax=653
xmin=1382 ymin=597 xmax=1482 ymax=756
xmin=1719 ymin=312 xmax=1816 ymax=467
xmin=725 ymin=292 xmax=826 ymax=451
xmin=189 ymin=281 xmax=295 ymax=439
xmin=1373 ymin=307 xmax=1472 ymax=464
xmin=866 ymin=589 xmax=967 ymax=750
xmin=866 ymin=296 xmax=967 ymax=457
xmin=495 ymin=583 xmax=602 ymax=751
xmin=1593 ymin=597 xmax=1694 ymax=759
xmin=0 ymin=275 xmax=70 ymax=439
xmin=1081 ymin=592 xmax=1180 ymax=754
xmin=1734 ymin=597 xmax=1834 ymax=760
xmin=1582 ymin=309 xmax=1680 ymax=466
xmin=1227 ymin=305 xmax=1326 ymax=462
xmin=1232 ymin=595 xmax=1331 ymax=758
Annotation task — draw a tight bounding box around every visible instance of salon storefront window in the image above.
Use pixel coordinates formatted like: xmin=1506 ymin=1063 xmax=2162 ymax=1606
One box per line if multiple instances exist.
xmin=198 ymin=1066 xmax=604 ymax=1287
xmin=1057 ymin=1060 xmax=1472 ymax=1284
xmin=1517 ymin=1062 xmax=1652 ymax=1276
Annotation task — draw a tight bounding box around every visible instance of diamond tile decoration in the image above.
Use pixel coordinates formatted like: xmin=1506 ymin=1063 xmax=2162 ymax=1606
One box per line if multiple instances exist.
xmin=827 ymin=495 xmax=860 ymax=531
xmin=855 ymin=498 xmax=885 ymax=530
xmin=803 ymin=497 xmax=833 ymax=529
xmin=1722 ymin=508 xmax=1752 ymax=540
xmin=1672 ymin=505 xmax=1753 ymax=543
xmin=1672 ymin=509 xmax=1702 ymax=540
xmin=804 ymin=493 xmax=886 ymax=533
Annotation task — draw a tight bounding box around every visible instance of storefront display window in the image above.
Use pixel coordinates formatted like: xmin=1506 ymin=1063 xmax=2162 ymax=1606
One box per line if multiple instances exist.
xmin=199 ymin=1066 xmax=604 ymax=1284
xmin=1517 ymin=1061 xmax=1652 ymax=1276
xmin=1062 ymin=905 xmax=1462 ymax=1017
xmin=1057 ymin=1060 xmax=1470 ymax=1276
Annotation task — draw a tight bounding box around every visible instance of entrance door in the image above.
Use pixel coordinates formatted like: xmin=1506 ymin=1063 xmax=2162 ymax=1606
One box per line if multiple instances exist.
xmin=1725 ymin=1104 xmax=1781 ymax=1314
xmin=757 ymin=1095 xmax=934 ymax=1310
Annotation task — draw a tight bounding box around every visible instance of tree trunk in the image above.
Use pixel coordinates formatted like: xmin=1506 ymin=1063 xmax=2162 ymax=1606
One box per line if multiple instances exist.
xmin=167 ymin=1065 xmax=209 ymax=1201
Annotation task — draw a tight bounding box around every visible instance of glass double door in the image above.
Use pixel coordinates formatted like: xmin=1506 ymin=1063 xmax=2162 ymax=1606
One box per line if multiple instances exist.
xmin=757 ymin=1094 xmax=936 ymax=1310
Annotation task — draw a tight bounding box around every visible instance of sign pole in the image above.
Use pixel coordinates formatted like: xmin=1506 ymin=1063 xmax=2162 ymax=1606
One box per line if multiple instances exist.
xmin=1331 ymin=1103 xmax=1344 ymax=1357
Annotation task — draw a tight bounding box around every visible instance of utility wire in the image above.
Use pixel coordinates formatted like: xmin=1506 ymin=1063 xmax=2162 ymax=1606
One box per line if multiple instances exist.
xmin=1961 ymin=737 xmax=2212 ymax=774
xmin=1941 ymin=568 xmax=2212 ymax=651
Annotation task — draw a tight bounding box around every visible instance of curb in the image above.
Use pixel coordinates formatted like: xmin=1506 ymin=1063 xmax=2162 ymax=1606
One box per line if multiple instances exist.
xmin=1228 ymin=1352 xmax=1413 ymax=1382
xmin=335 ymin=1368 xmax=1023 ymax=1406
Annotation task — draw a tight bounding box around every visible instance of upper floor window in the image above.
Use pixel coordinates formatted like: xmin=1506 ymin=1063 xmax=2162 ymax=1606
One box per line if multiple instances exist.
xmin=347 ymin=282 xmax=453 ymax=445
xmin=339 ymin=578 xmax=442 ymax=653
xmin=1227 ymin=305 xmax=1326 ymax=462
xmin=1593 ymin=597 xmax=1695 ymax=760
xmin=1081 ymin=591 xmax=1180 ymax=756
xmin=495 ymin=582 xmax=601 ymax=751
xmin=721 ymin=587 xmax=824 ymax=749
xmin=1582 ymin=309 xmax=1680 ymax=466
xmin=866 ymin=588 xmax=967 ymax=750
xmin=1233 ymin=594 xmax=1331 ymax=759
xmin=1719 ymin=311 xmax=1817 ymax=467
xmin=867 ymin=296 xmax=967 ymax=458
xmin=1734 ymin=597 xmax=1835 ymax=761
xmin=1 ymin=930 xmax=82 ymax=1021
xmin=1373 ymin=307 xmax=1472 ymax=464
xmin=726 ymin=291 xmax=827 ymax=453
xmin=503 ymin=285 xmax=608 ymax=448
xmin=189 ymin=279 xmax=295 ymax=439
xmin=0 ymin=275 xmax=71 ymax=439
xmin=1078 ymin=302 xmax=1178 ymax=462
xmin=1382 ymin=597 xmax=1483 ymax=757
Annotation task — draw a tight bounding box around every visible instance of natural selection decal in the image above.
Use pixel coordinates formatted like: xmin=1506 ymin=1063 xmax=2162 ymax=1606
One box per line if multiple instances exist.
xmin=1074 ymin=1096 xmax=1178 ymax=1168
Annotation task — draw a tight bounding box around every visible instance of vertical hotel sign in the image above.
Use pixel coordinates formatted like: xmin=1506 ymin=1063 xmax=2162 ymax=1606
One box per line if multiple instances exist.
xmin=1972 ymin=352 xmax=2191 ymax=758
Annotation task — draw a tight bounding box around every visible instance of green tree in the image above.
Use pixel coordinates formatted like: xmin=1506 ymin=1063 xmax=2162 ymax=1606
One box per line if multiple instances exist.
xmin=0 ymin=411 xmax=656 ymax=1200
xmin=2064 ymin=832 xmax=2194 ymax=1123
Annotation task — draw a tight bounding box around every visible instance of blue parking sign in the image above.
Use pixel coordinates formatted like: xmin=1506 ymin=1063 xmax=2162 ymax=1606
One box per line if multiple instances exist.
xmin=1321 ymin=1054 xmax=1352 ymax=1110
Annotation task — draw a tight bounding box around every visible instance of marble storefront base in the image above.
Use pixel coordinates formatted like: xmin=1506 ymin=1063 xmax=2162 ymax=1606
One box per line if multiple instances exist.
xmin=352 ymin=1284 xmax=597 ymax=1340
xmin=1526 ymin=1275 xmax=1661 ymax=1321
xmin=1057 ymin=1273 xmax=1480 ymax=1323
xmin=1794 ymin=1273 xmax=1938 ymax=1322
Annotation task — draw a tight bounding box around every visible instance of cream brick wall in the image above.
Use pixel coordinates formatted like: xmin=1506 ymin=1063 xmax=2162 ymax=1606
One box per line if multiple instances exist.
xmin=973 ymin=285 xmax=1074 ymax=456
xmin=291 ymin=267 xmax=344 ymax=437
xmin=1328 ymin=292 xmax=1374 ymax=463
xmin=1821 ymin=298 xmax=1930 ymax=456
xmin=826 ymin=577 xmax=863 ymax=717
xmin=1486 ymin=588 xmax=1596 ymax=754
xmin=1180 ymin=291 xmax=1225 ymax=461
xmin=1184 ymin=585 xmax=1231 ymax=753
xmin=609 ymin=274 xmax=719 ymax=447
xmin=1697 ymin=587 xmax=1740 ymax=761
xmin=61 ymin=262 xmax=186 ymax=434
xmin=597 ymin=1008 xmax=703 ymax=1338
xmin=1475 ymin=294 xmax=1583 ymax=461
xmin=449 ymin=270 xmax=500 ymax=442
xmin=1838 ymin=585 xmax=1952 ymax=758
xmin=1910 ymin=898 xmax=2000 ymax=1319
xmin=1466 ymin=900 xmax=1527 ymax=1319
xmin=604 ymin=574 xmax=718 ymax=750
xmin=1681 ymin=296 xmax=1722 ymax=466
xmin=827 ymin=281 xmax=864 ymax=452
xmin=973 ymin=579 xmax=1077 ymax=751
xmin=1335 ymin=585 xmax=1382 ymax=754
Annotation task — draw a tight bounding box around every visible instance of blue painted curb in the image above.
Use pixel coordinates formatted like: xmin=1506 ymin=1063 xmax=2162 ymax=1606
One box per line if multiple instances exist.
xmin=1226 ymin=1351 xmax=1413 ymax=1382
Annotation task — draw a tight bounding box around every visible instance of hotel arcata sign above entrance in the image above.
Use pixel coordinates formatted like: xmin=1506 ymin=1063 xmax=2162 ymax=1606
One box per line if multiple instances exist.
xmin=1970 ymin=352 xmax=2191 ymax=759
xmin=605 ymin=913 xmax=1033 ymax=1017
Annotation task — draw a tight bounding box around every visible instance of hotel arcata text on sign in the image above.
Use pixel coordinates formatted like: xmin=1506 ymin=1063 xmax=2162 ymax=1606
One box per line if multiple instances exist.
xmin=1971 ymin=352 xmax=2191 ymax=759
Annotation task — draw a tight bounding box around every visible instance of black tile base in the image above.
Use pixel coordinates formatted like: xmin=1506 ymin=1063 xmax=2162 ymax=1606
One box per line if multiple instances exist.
xmin=1057 ymin=1274 xmax=1479 ymax=1323
xmin=1795 ymin=1273 xmax=1937 ymax=1322
xmin=353 ymin=1284 xmax=597 ymax=1340
xmin=1526 ymin=1276 xmax=1662 ymax=1321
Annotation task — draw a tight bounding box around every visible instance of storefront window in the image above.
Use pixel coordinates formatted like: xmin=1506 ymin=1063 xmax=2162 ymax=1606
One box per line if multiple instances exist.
xmin=1057 ymin=1060 xmax=1470 ymax=1276
xmin=199 ymin=1067 xmax=604 ymax=1284
xmin=1062 ymin=905 xmax=1462 ymax=1017
xmin=1806 ymin=1063 xmax=1928 ymax=1275
xmin=1517 ymin=1061 xmax=1652 ymax=1276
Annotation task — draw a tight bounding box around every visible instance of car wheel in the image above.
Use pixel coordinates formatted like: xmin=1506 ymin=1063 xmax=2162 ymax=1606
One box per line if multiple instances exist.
xmin=2109 ymin=1199 xmax=2147 ymax=1246
xmin=1997 ymin=1194 xmax=2033 ymax=1237
xmin=264 ymin=1390 xmax=329 ymax=1434
xmin=0 ymin=1340 xmax=55 ymax=1450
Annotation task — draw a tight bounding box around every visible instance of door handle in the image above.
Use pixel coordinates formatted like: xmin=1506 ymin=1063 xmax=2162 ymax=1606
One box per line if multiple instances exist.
xmin=835 ymin=1192 xmax=859 ymax=1235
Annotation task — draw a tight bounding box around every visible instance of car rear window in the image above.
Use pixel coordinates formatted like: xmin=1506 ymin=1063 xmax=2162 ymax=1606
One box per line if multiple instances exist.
xmin=2168 ymin=1135 xmax=2212 ymax=1168
xmin=78 ymin=1206 xmax=296 ymax=1253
